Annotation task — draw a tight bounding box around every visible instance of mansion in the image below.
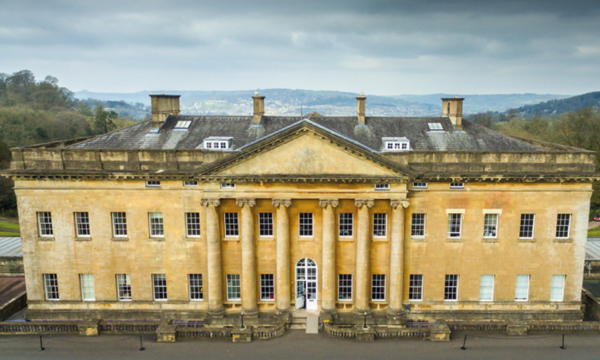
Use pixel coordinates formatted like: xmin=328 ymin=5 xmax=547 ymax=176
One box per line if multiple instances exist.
xmin=3 ymin=93 xmax=597 ymax=324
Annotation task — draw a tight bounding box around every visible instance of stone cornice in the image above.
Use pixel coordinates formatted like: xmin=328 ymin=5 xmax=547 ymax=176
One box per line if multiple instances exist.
xmin=319 ymin=199 xmax=339 ymax=208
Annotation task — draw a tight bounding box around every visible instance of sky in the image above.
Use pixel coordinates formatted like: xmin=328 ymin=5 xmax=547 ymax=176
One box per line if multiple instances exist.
xmin=1 ymin=0 xmax=600 ymax=95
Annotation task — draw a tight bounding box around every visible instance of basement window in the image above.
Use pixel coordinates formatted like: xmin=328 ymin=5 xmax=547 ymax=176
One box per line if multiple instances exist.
xmin=382 ymin=137 xmax=410 ymax=152
xmin=428 ymin=123 xmax=443 ymax=131
xmin=174 ymin=120 xmax=192 ymax=130
xmin=204 ymin=137 xmax=233 ymax=150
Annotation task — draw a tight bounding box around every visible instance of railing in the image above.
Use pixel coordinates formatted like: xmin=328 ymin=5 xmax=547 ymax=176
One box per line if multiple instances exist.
xmin=176 ymin=327 xmax=233 ymax=339
xmin=99 ymin=322 xmax=160 ymax=334
xmin=0 ymin=321 xmax=79 ymax=334
xmin=252 ymin=324 xmax=286 ymax=340
xmin=447 ymin=321 xmax=508 ymax=333
xmin=527 ymin=322 xmax=600 ymax=333
xmin=375 ymin=327 xmax=429 ymax=339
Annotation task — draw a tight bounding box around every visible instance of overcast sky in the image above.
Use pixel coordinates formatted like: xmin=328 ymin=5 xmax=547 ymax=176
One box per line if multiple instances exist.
xmin=2 ymin=0 xmax=600 ymax=95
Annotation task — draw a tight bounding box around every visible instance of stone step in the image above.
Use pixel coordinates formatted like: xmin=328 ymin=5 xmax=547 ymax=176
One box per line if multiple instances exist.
xmin=289 ymin=324 xmax=306 ymax=330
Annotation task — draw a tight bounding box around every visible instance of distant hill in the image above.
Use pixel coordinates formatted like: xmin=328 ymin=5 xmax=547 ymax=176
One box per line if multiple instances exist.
xmin=75 ymin=89 xmax=568 ymax=117
xmin=78 ymin=98 xmax=150 ymax=120
xmin=511 ymin=92 xmax=600 ymax=118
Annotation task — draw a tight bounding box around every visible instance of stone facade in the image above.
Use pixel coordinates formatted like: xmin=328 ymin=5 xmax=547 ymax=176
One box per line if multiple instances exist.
xmin=2 ymin=94 xmax=597 ymax=324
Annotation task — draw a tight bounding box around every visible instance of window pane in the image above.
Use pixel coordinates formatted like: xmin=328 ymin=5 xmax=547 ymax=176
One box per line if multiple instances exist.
xmin=550 ymin=275 xmax=565 ymax=302
xmin=259 ymin=213 xmax=274 ymax=237
xmin=444 ymin=274 xmax=459 ymax=300
xmin=409 ymin=274 xmax=423 ymax=300
xmin=338 ymin=274 xmax=353 ymax=301
xmin=224 ymin=213 xmax=239 ymax=237
xmin=411 ymin=214 xmax=426 ymax=237
xmin=260 ymin=274 xmax=275 ymax=301
xmin=186 ymin=212 xmax=201 ymax=237
xmin=339 ymin=213 xmax=353 ymax=237
xmin=479 ymin=275 xmax=494 ymax=301
xmin=519 ymin=214 xmax=535 ymax=238
xmin=80 ymin=274 xmax=95 ymax=301
xmin=447 ymin=214 xmax=462 ymax=238
xmin=483 ymin=214 xmax=498 ymax=238
xmin=75 ymin=212 xmax=90 ymax=237
xmin=44 ymin=274 xmax=59 ymax=300
xmin=372 ymin=274 xmax=386 ymax=301
xmin=149 ymin=212 xmax=164 ymax=237
xmin=373 ymin=213 xmax=387 ymax=237
xmin=152 ymin=274 xmax=167 ymax=300
xmin=116 ymin=274 xmax=131 ymax=300
xmin=556 ymin=214 xmax=571 ymax=238
xmin=38 ymin=212 xmax=53 ymax=236
xmin=189 ymin=274 xmax=203 ymax=300
xmin=299 ymin=213 xmax=313 ymax=237
xmin=112 ymin=212 xmax=128 ymax=237
xmin=515 ymin=275 xmax=529 ymax=301
xmin=226 ymin=274 xmax=241 ymax=301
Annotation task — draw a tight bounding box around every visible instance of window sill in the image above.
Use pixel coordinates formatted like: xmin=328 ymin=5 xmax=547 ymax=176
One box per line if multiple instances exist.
xmin=37 ymin=237 xmax=55 ymax=241
xmin=185 ymin=237 xmax=202 ymax=242
xmin=75 ymin=237 xmax=92 ymax=242
xmin=411 ymin=237 xmax=428 ymax=242
xmin=150 ymin=237 xmax=165 ymax=242
xmin=553 ymin=238 xmax=573 ymax=243
xmin=481 ymin=238 xmax=499 ymax=243
xmin=517 ymin=238 xmax=536 ymax=243
xmin=446 ymin=238 xmax=464 ymax=243
xmin=112 ymin=237 xmax=129 ymax=242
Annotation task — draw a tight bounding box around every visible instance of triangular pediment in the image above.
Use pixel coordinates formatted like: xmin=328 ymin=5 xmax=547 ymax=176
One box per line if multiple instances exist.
xmin=198 ymin=120 xmax=413 ymax=180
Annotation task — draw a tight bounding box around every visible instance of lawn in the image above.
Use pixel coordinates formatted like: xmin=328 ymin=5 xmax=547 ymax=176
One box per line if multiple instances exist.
xmin=0 ymin=221 xmax=20 ymax=230
xmin=0 ymin=231 xmax=20 ymax=237
xmin=588 ymin=226 xmax=600 ymax=237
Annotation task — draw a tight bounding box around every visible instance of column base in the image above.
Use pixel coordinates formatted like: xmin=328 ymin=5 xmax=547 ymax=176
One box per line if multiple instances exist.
xmin=320 ymin=308 xmax=338 ymax=323
xmin=385 ymin=307 xmax=407 ymax=325
xmin=242 ymin=307 xmax=259 ymax=319
xmin=207 ymin=306 xmax=226 ymax=320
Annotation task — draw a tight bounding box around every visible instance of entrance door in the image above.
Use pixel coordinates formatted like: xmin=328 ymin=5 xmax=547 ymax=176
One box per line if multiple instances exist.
xmin=296 ymin=258 xmax=318 ymax=311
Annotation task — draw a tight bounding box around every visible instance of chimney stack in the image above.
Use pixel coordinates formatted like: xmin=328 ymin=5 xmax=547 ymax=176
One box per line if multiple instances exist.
xmin=356 ymin=93 xmax=366 ymax=125
xmin=150 ymin=94 xmax=181 ymax=127
xmin=252 ymin=92 xmax=265 ymax=124
xmin=441 ymin=97 xmax=465 ymax=129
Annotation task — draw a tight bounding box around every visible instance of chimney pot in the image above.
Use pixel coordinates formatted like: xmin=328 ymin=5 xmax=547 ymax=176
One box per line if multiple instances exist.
xmin=356 ymin=93 xmax=367 ymax=125
xmin=441 ymin=97 xmax=465 ymax=129
xmin=252 ymin=93 xmax=265 ymax=124
xmin=150 ymin=94 xmax=181 ymax=127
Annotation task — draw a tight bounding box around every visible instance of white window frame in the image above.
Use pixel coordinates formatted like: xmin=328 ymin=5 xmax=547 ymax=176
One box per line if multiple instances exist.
xmin=444 ymin=274 xmax=459 ymax=301
xmin=373 ymin=213 xmax=387 ymax=238
xmin=550 ymin=275 xmax=566 ymax=302
xmin=479 ymin=275 xmax=494 ymax=302
xmin=149 ymin=212 xmax=164 ymax=238
xmin=515 ymin=275 xmax=530 ymax=301
xmin=374 ymin=184 xmax=390 ymax=191
xmin=111 ymin=212 xmax=128 ymax=237
xmin=220 ymin=183 xmax=236 ymax=189
xmin=116 ymin=274 xmax=132 ymax=301
xmin=371 ymin=274 xmax=386 ymax=301
xmin=483 ymin=213 xmax=499 ymax=239
xmin=43 ymin=273 xmax=59 ymax=301
xmin=555 ymin=214 xmax=571 ymax=239
xmin=409 ymin=274 xmax=423 ymax=301
xmin=186 ymin=212 xmax=201 ymax=238
xmin=299 ymin=213 xmax=314 ymax=237
xmin=226 ymin=274 xmax=241 ymax=301
xmin=338 ymin=274 xmax=353 ymax=302
xmin=519 ymin=214 xmax=535 ymax=239
xmin=204 ymin=137 xmax=233 ymax=150
xmin=449 ymin=182 xmax=464 ymax=189
xmin=447 ymin=213 xmax=463 ymax=238
xmin=383 ymin=137 xmax=410 ymax=152
xmin=37 ymin=211 xmax=54 ymax=237
xmin=338 ymin=213 xmax=354 ymax=238
xmin=183 ymin=181 xmax=198 ymax=187
xmin=146 ymin=180 xmax=161 ymax=187
xmin=74 ymin=212 xmax=91 ymax=238
xmin=174 ymin=120 xmax=192 ymax=130
xmin=224 ymin=212 xmax=239 ymax=237
xmin=188 ymin=274 xmax=204 ymax=301
xmin=411 ymin=213 xmax=426 ymax=238
xmin=413 ymin=182 xmax=428 ymax=189
xmin=259 ymin=212 xmax=274 ymax=237
xmin=80 ymin=274 xmax=95 ymax=301
xmin=152 ymin=274 xmax=168 ymax=301
xmin=428 ymin=122 xmax=443 ymax=131
xmin=260 ymin=274 xmax=275 ymax=301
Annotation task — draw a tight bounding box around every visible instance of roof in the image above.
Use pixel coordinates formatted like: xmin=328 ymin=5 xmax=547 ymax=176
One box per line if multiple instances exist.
xmin=0 ymin=276 xmax=25 ymax=313
xmin=0 ymin=237 xmax=22 ymax=257
xmin=68 ymin=115 xmax=549 ymax=153
xmin=587 ymin=238 xmax=600 ymax=260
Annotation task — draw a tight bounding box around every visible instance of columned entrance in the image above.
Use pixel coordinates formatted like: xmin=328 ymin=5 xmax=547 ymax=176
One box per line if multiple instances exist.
xmin=295 ymin=258 xmax=318 ymax=311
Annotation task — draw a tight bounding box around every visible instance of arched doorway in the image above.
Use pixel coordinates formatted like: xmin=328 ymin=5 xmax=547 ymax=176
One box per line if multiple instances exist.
xmin=295 ymin=258 xmax=318 ymax=311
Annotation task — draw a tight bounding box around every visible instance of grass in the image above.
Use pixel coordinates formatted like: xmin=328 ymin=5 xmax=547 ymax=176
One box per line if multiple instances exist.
xmin=588 ymin=226 xmax=600 ymax=237
xmin=0 ymin=231 xmax=20 ymax=237
xmin=0 ymin=220 xmax=20 ymax=230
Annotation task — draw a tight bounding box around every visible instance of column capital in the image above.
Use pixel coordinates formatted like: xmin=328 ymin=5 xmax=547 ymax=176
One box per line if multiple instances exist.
xmin=272 ymin=199 xmax=292 ymax=208
xmin=236 ymin=198 xmax=256 ymax=207
xmin=319 ymin=199 xmax=339 ymax=208
xmin=390 ymin=199 xmax=410 ymax=209
xmin=201 ymin=198 xmax=221 ymax=207
xmin=355 ymin=199 xmax=375 ymax=209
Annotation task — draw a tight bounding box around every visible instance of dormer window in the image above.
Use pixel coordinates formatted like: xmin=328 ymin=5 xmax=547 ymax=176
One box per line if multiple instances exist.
xmin=382 ymin=137 xmax=410 ymax=152
xmin=174 ymin=120 xmax=192 ymax=130
xmin=204 ymin=137 xmax=233 ymax=150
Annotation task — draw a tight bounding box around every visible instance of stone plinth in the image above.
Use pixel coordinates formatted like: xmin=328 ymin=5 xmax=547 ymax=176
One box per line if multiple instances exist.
xmin=156 ymin=320 xmax=177 ymax=342
xmin=355 ymin=325 xmax=376 ymax=342
xmin=507 ymin=321 xmax=528 ymax=336
xmin=232 ymin=326 xmax=252 ymax=342
xmin=77 ymin=319 xmax=100 ymax=336
xmin=429 ymin=320 xmax=451 ymax=342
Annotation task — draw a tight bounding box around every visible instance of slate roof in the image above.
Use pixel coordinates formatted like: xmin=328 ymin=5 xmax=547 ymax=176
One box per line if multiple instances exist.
xmin=68 ymin=115 xmax=548 ymax=153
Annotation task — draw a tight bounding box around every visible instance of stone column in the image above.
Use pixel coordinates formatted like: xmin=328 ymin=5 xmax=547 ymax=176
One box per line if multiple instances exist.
xmin=201 ymin=198 xmax=225 ymax=318
xmin=387 ymin=199 xmax=410 ymax=324
xmin=319 ymin=199 xmax=339 ymax=321
xmin=273 ymin=199 xmax=292 ymax=314
xmin=354 ymin=199 xmax=374 ymax=318
xmin=237 ymin=198 xmax=258 ymax=317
